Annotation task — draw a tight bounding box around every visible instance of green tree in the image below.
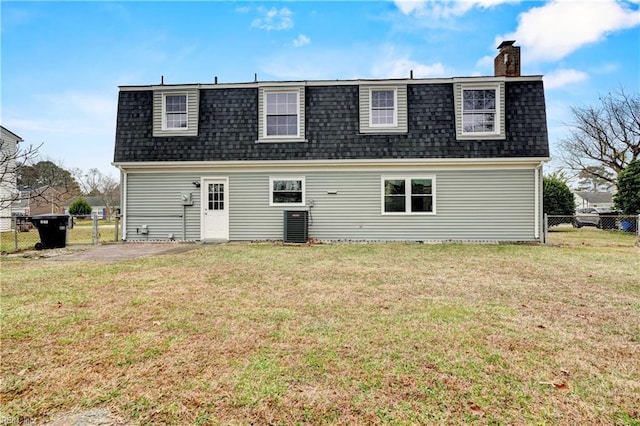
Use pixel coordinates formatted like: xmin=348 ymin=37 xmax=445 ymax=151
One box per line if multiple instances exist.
xmin=614 ymin=160 xmax=640 ymax=214
xmin=68 ymin=197 xmax=93 ymax=216
xmin=544 ymin=175 xmax=575 ymax=216
xmin=18 ymin=160 xmax=79 ymax=193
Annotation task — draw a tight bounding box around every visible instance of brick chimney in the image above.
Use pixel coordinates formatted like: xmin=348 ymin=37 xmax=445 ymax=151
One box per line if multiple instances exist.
xmin=494 ymin=40 xmax=520 ymax=77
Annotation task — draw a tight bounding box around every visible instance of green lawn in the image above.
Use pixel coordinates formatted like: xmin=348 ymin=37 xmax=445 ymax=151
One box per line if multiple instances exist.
xmin=1 ymin=240 xmax=639 ymax=424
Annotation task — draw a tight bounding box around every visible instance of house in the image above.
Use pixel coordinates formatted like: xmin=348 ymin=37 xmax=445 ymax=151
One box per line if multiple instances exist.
xmin=113 ymin=41 xmax=550 ymax=243
xmin=1 ymin=126 xmax=23 ymax=232
xmin=574 ymin=191 xmax=614 ymax=210
xmin=64 ymin=195 xmax=120 ymax=219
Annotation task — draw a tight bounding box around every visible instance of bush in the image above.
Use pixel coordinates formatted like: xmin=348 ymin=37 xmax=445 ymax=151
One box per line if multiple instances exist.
xmin=543 ymin=175 xmax=575 ymax=216
xmin=68 ymin=197 xmax=93 ymax=216
xmin=614 ymin=160 xmax=640 ymax=215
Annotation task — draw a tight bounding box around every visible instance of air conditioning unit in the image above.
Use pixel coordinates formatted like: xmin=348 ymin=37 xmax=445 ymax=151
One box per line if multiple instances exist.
xmin=283 ymin=210 xmax=309 ymax=243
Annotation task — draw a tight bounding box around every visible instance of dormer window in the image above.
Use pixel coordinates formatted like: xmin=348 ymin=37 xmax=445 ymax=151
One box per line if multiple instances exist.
xmin=453 ymin=80 xmax=505 ymax=140
xmin=462 ymin=89 xmax=495 ymax=133
xmin=359 ymin=84 xmax=407 ymax=134
xmin=266 ymin=92 xmax=298 ymax=136
xmin=152 ymin=89 xmax=199 ymax=137
xmin=370 ymin=89 xmax=396 ymax=127
xmin=257 ymin=86 xmax=306 ymax=143
xmin=164 ymin=94 xmax=188 ymax=129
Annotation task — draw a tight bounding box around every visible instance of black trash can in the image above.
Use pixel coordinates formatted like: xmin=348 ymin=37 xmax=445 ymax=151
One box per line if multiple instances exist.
xmin=29 ymin=214 xmax=70 ymax=250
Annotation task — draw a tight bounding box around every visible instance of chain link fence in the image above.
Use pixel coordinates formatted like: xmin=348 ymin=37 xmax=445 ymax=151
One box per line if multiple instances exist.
xmin=545 ymin=214 xmax=640 ymax=247
xmin=0 ymin=214 xmax=122 ymax=254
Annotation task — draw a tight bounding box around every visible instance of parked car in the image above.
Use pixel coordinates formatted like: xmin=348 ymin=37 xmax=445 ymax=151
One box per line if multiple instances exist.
xmin=573 ymin=208 xmax=600 ymax=228
xmin=573 ymin=208 xmax=620 ymax=229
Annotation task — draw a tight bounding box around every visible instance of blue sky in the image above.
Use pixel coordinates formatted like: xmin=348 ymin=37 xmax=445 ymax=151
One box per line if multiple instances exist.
xmin=2 ymin=0 xmax=639 ymax=179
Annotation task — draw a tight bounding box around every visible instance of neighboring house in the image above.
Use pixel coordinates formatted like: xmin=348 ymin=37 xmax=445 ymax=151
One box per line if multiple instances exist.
xmin=1 ymin=126 xmax=23 ymax=232
xmin=11 ymin=190 xmax=31 ymax=216
xmin=65 ymin=195 xmax=120 ymax=219
xmin=22 ymin=186 xmax=71 ymax=216
xmin=113 ymin=41 xmax=550 ymax=243
xmin=574 ymin=191 xmax=614 ymax=210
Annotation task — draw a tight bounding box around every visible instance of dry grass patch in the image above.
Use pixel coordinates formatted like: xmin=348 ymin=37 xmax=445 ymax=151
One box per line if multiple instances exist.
xmin=2 ymin=242 xmax=639 ymax=425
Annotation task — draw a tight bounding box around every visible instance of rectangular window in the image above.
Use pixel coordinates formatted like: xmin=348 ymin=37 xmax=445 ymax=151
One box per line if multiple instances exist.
xmin=382 ymin=177 xmax=435 ymax=214
xmin=370 ymin=89 xmax=396 ymax=126
xmin=462 ymin=89 xmax=496 ymax=133
xmin=165 ymin=94 xmax=188 ymax=129
xmin=208 ymin=183 xmax=224 ymax=211
xmin=270 ymin=177 xmax=305 ymax=206
xmin=266 ymin=92 xmax=298 ymax=136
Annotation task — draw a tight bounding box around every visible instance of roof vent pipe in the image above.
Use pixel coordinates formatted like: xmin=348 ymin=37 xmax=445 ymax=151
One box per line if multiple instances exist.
xmin=410 ymin=69 xmax=414 ymax=79
xmin=254 ymin=73 xmax=258 ymax=82
xmin=161 ymin=75 xmax=164 ymax=85
xmin=215 ymin=76 xmax=218 ymax=84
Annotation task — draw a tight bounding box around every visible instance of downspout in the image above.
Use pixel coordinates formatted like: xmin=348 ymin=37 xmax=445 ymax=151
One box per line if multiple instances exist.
xmin=182 ymin=204 xmax=186 ymax=241
xmin=120 ymin=168 xmax=127 ymax=240
xmin=534 ymin=162 xmax=543 ymax=241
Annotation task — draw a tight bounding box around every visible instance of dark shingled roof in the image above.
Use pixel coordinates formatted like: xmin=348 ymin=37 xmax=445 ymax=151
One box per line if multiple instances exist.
xmin=113 ymin=80 xmax=549 ymax=163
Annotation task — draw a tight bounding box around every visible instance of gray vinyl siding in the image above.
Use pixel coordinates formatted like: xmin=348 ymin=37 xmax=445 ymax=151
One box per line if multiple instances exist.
xmin=125 ymin=173 xmax=203 ymax=240
xmin=152 ymin=89 xmax=199 ymax=137
xmin=453 ymin=82 xmax=506 ymax=140
xmin=359 ymin=85 xmax=408 ymax=133
xmin=124 ymin=168 xmax=537 ymax=242
xmin=232 ymin=169 xmax=535 ymax=241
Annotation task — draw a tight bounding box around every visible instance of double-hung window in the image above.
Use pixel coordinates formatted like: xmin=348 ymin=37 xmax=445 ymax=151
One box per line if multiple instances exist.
xmin=382 ymin=177 xmax=435 ymax=214
xmin=359 ymin=85 xmax=407 ymax=133
xmin=270 ymin=177 xmax=305 ymax=206
xmin=454 ymin=80 xmax=504 ymax=140
xmin=462 ymin=89 xmax=496 ymax=133
xmin=266 ymin=92 xmax=299 ymax=136
xmin=153 ymin=89 xmax=198 ymax=137
xmin=370 ymin=89 xmax=396 ymax=126
xmin=258 ymin=86 xmax=305 ymax=142
xmin=164 ymin=94 xmax=188 ymax=129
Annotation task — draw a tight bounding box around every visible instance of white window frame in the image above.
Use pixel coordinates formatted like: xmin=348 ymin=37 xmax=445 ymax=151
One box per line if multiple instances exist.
xmin=162 ymin=93 xmax=189 ymax=130
xmin=263 ymin=90 xmax=301 ymax=139
xmin=381 ymin=176 xmax=436 ymax=215
xmin=461 ymin=84 xmax=500 ymax=137
xmin=269 ymin=176 xmax=306 ymax=207
xmin=369 ymin=88 xmax=397 ymax=128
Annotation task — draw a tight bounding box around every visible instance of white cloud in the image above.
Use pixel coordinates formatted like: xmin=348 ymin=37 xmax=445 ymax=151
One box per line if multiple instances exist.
xmin=371 ymin=45 xmax=445 ymax=78
xmin=251 ymin=7 xmax=293 ymax=31
xmin=3 ymin=90 xmax=118 ymax=175
xmin=543 ymin=68 xmax=589 ymax=89
xmin=293 ymin=34 xmax=310 ymax=47
xmin=260 ymin=43 xmax=445 ymax=81
xmin=498 ymin=0 xmax=640 ymax=63
xmin=394 ymin=0 xmax=515 ymax=18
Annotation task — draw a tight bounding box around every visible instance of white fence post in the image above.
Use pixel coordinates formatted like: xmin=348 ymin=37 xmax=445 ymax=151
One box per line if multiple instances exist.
xmin=543 ymin=213 xmax=548 ymax=245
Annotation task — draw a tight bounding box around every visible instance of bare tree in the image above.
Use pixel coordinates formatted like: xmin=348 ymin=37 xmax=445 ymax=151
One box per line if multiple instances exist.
xmin=560 ymin=88 xmax=640 ymax=184
xmin=71 ymin=167 xmax=120 ymax=216
xmin=0 ymin=140 xmax=42 ymax=209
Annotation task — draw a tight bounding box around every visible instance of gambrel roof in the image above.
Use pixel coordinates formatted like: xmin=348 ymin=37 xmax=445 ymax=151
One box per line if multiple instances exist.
xmin=114 ymin=77 xmax=549 ymax=164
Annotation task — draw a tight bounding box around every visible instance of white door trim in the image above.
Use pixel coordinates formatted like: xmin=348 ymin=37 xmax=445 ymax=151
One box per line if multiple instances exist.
xmin=200 ymin=176 xmax=229 ymax=241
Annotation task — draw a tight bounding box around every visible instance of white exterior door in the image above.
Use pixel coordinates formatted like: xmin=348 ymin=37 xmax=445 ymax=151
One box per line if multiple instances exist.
xmin=201 ymin=178 xmax=229 ymax=241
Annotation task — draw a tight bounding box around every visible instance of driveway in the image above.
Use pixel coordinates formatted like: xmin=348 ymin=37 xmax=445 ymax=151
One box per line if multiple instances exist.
xmin=39 ymin=242 xmax=203 ymax=262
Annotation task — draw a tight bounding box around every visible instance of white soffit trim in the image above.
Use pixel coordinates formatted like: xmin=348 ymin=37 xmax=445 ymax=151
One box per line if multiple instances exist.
xmin=113 ymin=157 xmax=551 ymax=173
